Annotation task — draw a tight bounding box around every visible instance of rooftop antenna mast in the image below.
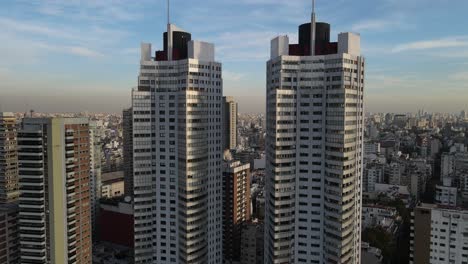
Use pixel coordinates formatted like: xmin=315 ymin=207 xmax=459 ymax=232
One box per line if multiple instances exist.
xmin=311 ymin=0 xmax=316 ymax=56
xmin=167 ymin=0 xmax=173 ymax=60
xmin=167 ymin=0 xmax=170 ymax=25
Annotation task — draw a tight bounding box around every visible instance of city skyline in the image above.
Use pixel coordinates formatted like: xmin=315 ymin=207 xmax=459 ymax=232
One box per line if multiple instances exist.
xmin=1 ymin=0 xmax=468 ymax=114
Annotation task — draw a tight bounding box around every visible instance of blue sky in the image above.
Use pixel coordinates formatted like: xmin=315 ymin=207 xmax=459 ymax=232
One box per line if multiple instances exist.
xmin=0 ymin=0 xmax=467 ymax=113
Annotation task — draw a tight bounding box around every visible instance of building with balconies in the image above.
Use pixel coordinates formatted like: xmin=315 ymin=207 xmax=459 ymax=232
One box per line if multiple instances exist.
xmin=132 ymin=21 xmax=223 ymax=264
xmin=264 ymin=2 xmax=365 ymax=263
xmin=222 ymin=154 xmax=251 ymax=263
xmin=18 ymin=118 xmax=92 ymax=264
xmin=0 ymin=203 xmax=19 ymax=264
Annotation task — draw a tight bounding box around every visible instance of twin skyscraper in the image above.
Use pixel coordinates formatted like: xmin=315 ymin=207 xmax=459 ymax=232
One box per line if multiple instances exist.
xmin=132 ymin=2 xmax=365 ymax=264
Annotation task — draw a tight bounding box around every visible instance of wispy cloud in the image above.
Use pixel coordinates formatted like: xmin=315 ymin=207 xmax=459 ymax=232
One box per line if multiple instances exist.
xmin=0 ymin=17 xmax=76 ymax=40
xmin=66 ymin=46 xmax=104 ymax=58
xmin=352 ymin=18 xmax=399 ymax=32
xmin=35 ymin=0 xmax=150 ymax=22
xmin=449 ymin=71 xmax=468 ymax=81
xmin=224 ymin=71 xmax=246 ymax=81
xmin=237 ymin=0 xmax=306 ymax=8
xmin=31 ymin=42 xmax=104 ymax=58
xmin=0 ymin=16 xmax=132 ymax=61
xmin=393 ymin=36 xmax=468 ymax=52
xmin=351 ymin=13 xmax=412 ymax=32
xmin=0 ymin=17 xmax=129 ymax=44
xmin=211 ymin=30 xmax=296 ymax=61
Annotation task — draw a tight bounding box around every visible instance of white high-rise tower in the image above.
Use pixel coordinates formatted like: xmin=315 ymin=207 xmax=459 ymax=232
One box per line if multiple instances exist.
xmin=265 ymin=2 xmax=365 ymax=263
xmin=132 ymin=18 xmax=223 ymax=264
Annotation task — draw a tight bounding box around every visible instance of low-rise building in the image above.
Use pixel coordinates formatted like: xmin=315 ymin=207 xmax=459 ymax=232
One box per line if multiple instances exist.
xmin=98 ymin=198 xmax=133 ymax=248
xmin=435 ymin=178 xmax=458 ymax=206
xmin=361 ymin=242 xmax=383 ymax=264
xmin=362 ymin=205 xmax=398 ymax=233
xmin=101 ymin=171 xmax=124 ymax=198
xmin=364 ymin=162 xmax=384 ymax=193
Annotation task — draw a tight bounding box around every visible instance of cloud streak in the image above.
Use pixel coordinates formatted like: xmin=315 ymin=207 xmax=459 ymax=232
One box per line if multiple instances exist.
xmin=393 ymin=36 xmax=468 ymax=52
xmin=211 ymin=30 xmax=296 ymax=61
xmin=449 ymin=71 xmax=468 ymax=81
xmin=35 ymin=0 xmax=151 ymax=22
xmin=224 ymin=71 xmax=246 ymax=81
xmin=352 ymin=18 xmax=406 ymax=32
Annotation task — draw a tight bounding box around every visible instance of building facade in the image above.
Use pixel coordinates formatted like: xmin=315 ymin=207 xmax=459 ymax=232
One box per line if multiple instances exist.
xmin=364 ymin=162 xmax=384 ymax=193
xmin=0 ymin=112 xmax=19 ymax=203
xmin=101 ymin=171 xmax=124 ymax=199
xmin=222 ymin=157 xmax=251 ymax=263
xmin=0 ymin=203 xmax=19 ymax=264
xmin=264 ymin=6 xmax=365 ymax=264
xmin=410 ymin=204 xmax=468 ymax=264
xmin=123 ymin=108 xmax=134 ymax=198
xmin=89 ymin=121 xmax=102 ymax=240
xmin=435 ymin=178 xmax=457 ymax=206
xmin=240 ymin=221 xmax=264 ymax=264
xmin=99 ymin=199 xmax=134 ymax=248
xmin=132 ymin=23 xmax=223 ymax=264
xmin=223 ymin=96 xmax=238 ymax=150
xmin=18 ymin=118 xmax=92 ymax=264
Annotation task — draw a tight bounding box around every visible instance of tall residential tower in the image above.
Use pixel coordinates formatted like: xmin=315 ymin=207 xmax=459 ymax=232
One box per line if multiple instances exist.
xmin=18 ymin=118 xmax=92 ymax=264
xmin=222 ymin=96 xmax=238 ymax=150
xmin=265 ymin=3 xmax=365 ymax=263
xmin=222 ymin=153 xmax=251 ymax=263
xmin=132 ymin=23 xmax=223 ymax=263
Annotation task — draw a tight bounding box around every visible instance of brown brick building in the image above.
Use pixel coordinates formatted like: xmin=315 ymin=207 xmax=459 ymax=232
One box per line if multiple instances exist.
xmin=222 ymin=158 xmax=251 ymax=263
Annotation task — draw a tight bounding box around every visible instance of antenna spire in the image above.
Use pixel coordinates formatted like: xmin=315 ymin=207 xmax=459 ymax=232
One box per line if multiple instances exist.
xmin=167 ymin=0 xmax=170 ymax=24
xmin=311 ymin=0 xmax=316 ymax=56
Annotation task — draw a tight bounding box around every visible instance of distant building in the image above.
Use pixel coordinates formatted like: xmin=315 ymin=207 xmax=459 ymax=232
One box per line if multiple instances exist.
xmin=101 ymin=171 xmax=125 ymax=198
xmin=429 ymin=138 xmax=441 ymax=158
xmin=0 ymin=112 xmax=19 ymax=203
xmin=122 ymin=108 xmax=133 ymax=197
xmin=373 ymin=183 xmax=411 ymax=204
xmin=460 ymin=171 xmax=468 ymax=199
xmin=0 ymin=203 xmax=19 ymax=264
xmin=393 ymin=114 xmax=407 ymax=128
xmin=223 ymin=156 xmax=251 ymax=263
xmin=18 ymin=118 xmax=92 ymax=264
xmin=435 ymin=178 xmax=457 ymax=206
xmin=364 ymin=141 xmax=381 ymax=156
xmin=362 ymin=205 xmax=398 ymax=233
xmin=253 ymin=191 xmax=265 ymax=221
xmin=364 ymin=162 xmax=384 ymax=193
xmin=441 ymin=152 xmax=455 ymax=179
xmin=386 ymin=162 xmax=405 ymax=186
xmin=461 ymin=110 xmax=467 ymax=120
xmin=361 ymin=242 xmax=383 ymax=264
xmin=223 ymin=96 xmax=238 ymax=150
xmin=410 ymin=204 xmax=468 ymax=264
xmin=99 ymin=199 xmax=134 ymax=248
xmin=240 ymin=221 xmax=264 ymax=264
